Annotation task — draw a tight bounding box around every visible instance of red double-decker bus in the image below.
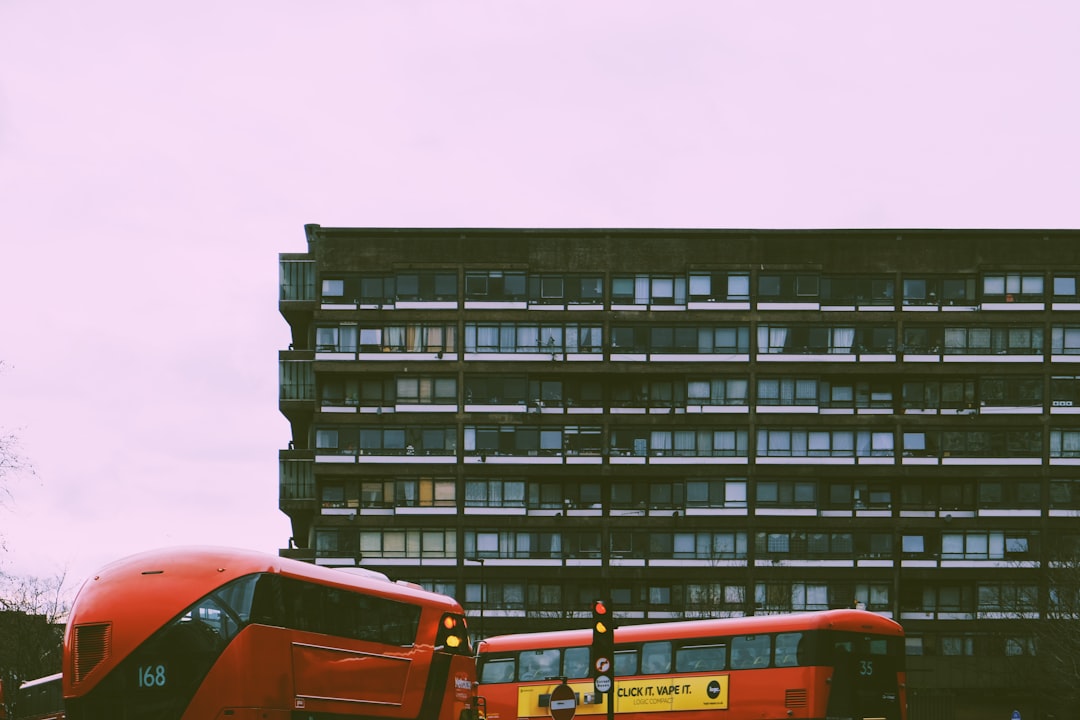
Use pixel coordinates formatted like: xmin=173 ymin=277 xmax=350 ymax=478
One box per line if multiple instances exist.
xmin=62 ymin=546 xmax=478 ymax=720
xmin=477 ymin=609 xmax=906 ymax=720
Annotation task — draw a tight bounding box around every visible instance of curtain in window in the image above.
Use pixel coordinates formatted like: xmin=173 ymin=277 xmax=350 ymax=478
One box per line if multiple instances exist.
xmin=651 ymin=431 xmax=673 ymax=454
xmin=757 ymin=326 xmax=789 ymax=353
xmin=475 ymin=325 xmax=498 ymax=351
xmin=688 ymin=380 xmax=710 ymax=402
xmin=779 ymin=380 xmax=795 ymax=404
xmin=316 ymin=327 xmax=338 ymax=350
xmin=714 ymin=431 xmax=739 ymax=454
xmin=404 ymin=325 xmax=421 ymax=352
xmin=857 ymin=432 xmax=871 ymax=456
xmin=832 ymin=327 xmax=855 ymax=353
xmin=674 ymin=431 xmax=696 ymax=455
xmin=385 ymin=326 xmax=405 ymax=351
xmin=499 ymin=324 xmax=516 ymax=352
xmin=516 ymin=325 xmax=539 ymax=352
xmin=424 ymin=326 xmax=445 ymax=351
xmin=635 ymin=276 xmax=650 ymax=304
xmin=338 ymin=326 xmax=358 ymax=352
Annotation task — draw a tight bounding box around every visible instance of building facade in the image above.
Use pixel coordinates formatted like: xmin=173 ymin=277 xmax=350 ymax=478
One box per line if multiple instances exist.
xmin=278 ymin=226 xmax=1080 ymax=717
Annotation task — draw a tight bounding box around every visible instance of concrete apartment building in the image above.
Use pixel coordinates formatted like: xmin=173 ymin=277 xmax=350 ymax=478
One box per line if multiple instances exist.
xmin=278 ymin=226 xmax=1080 ymax=716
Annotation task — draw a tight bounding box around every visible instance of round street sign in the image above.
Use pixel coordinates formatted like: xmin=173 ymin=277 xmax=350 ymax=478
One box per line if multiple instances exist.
xmin=594 ymin=674 xmax=612 ymax=694
xmin=549 ymin=683 xmax=577 ymax=720
xmin=594 ymin=657 xmax=611 ymax=674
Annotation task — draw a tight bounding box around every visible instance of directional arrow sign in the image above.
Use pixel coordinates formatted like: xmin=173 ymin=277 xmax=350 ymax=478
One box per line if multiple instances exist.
xmin=549 ymin=683 xmax=577 ymax=720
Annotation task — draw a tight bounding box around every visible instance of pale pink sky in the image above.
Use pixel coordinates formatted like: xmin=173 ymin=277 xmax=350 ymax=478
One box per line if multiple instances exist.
xmin=1 ymin=0 xmax=1079 ymax=589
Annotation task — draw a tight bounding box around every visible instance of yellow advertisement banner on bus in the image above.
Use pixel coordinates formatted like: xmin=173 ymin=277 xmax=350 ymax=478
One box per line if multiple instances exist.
xmin=517 ymin=676 xmax=729 ymax=717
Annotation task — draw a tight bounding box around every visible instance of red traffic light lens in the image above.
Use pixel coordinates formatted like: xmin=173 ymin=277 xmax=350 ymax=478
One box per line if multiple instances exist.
xmin=594 ymin=600 xmax=608 ymax=615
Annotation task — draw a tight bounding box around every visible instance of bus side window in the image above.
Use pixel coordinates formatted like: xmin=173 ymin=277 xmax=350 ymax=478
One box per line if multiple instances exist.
xmin=731 ymin=634 xmax=771 ymax=669
xmin=563 ymin=646 xmax=590 ymax=679
xmin=614 ymin=648 xmax=639 ymax=677
xmin=675 ymin=642 xmax=727 ymax=672
xmin=480 ymin=657 xmax=516 ymax=684
xmin=774 ymin=632 xmax=802 ymax=667
xmin=519 ymin=649 xmax=560 ymax=681
xmin=642 ymin=641 xmax=672 ymax=674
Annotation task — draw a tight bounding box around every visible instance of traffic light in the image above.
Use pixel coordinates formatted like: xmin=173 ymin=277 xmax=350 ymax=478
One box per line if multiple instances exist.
xmin=590 ymin=598 xmax=614 ymax=678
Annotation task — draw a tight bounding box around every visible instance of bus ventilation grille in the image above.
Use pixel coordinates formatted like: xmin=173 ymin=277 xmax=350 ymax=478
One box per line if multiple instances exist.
xmin=785 ymin=689 xmax=808 ymax=708
xmin=74 ymin=623 xmax=112 ymax=683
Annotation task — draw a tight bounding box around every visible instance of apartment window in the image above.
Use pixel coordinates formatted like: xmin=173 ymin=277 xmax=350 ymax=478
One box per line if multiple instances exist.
xmin=756 ymin=429 xmax=891 ymax=457
xmin=465 ymin=323 xmax=602 ymax=353
xmin=755 ymin=531 xmax=853 ymax=558
xmin=820 ymin=275 xmax=895 ymax=306
xmin=1050 ymin=479 xmax=1080 ymax=510
xmin=527 ymin=274 xmax=604 ymax=304
xmin=979 ymin=376 xmax=1042 ymax=407
xmin=941 ymin=531 xmax=1034 ymax=560
xmin=901 ymin=275 xmax=977 ymax=306
xmin=1051 ymin=429 xmax=1080 ymax=458
xmin=826 ymin=482 xmax=893 ymax=510
xmin=685 ymin=584 xmax=745 ymax=612
xmin=1053 ymin=273 xmax=1080 ymax=301
xmin=687 ymin=377 xmax=750 ymax=406
xmin=324 ymin=323 xmax=456 ymax=352
xmin=819 ymin=379 xmax=894 ymax=409
xmin=281 ymin=260 xmax=316 ymax=301
xmin=901 ymin=583 xmax=974 ymax=613
xmin=685 ymin=478 xmax=747 ymax=508
xmin=359 ymin=529 xmax=457 ymax=559
xmin=755 ymin=480 xmax=816 ymax=507
xmin=982 ymin=272 xmax=1044 ymax=302
xmin=901 ymin=535 xmax=926 ymax=556
xmin=280 ymin=360 xmax=315 ymax=401
xmin=1051 ymin=376 xmax=1080 ymax=407
xmin=315 ymin=429 xmax=339 ymax=450
xmin=395 ymin=376 xmax=457 ymax=404
xmin=360 ymin=480 xmax=394 ymax=508
xmin=652 ymin=532 xmax=747 ymax=560
xmin=1052 ymin=326 xmax=1080 ymax=355
xmin=465 ymin=271 xmax=527 ymax=300
xmin=613 ymin=428 xmax=747 ymax=457
xmin=757 ymin=378 xmax=819 ymax=406
xmin=395 ymin=478 xmax=456 ymax=507
xmin=465 ymin=376 xmax=528 ymax=405
xmin=977 ymin=584 xmax=1037 ymax=613
xmin=943 ymin=326 xmax=1043 ymax=355
xmin=755 ymin=583 xmax=827 ymax=613
xmin=321 ymin=484 xmax=345 ymax=508
xmin=353 ymin=426 xmax=456 ymax=455
xmin=758 ymin=273 xmax=820 ymax=301
xmin=322 ymin=279 xmax=344 ymax=298
xmin=611 ymin=274 xmax=687 ymax=305
xmin=756 ymin=325 xmax=895 ymax=354
xmin=978 ymin=480 xmax=1040 ymax=508
xmin=904 ymin=430 xmax=1041 ymax=458
xmin=902 ymin=379 xmax=975 ymax=410
xmin=688 ymin=271 xmax=750 ymax=301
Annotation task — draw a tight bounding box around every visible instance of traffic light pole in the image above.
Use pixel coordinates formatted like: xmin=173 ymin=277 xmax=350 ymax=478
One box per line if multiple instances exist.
xmin=590 ymin=599 xmax=616 ymax=720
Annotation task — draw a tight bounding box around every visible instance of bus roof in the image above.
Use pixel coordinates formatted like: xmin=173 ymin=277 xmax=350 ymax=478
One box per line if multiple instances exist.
xmin=478 ymin=610 xmax=903 ymax=653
